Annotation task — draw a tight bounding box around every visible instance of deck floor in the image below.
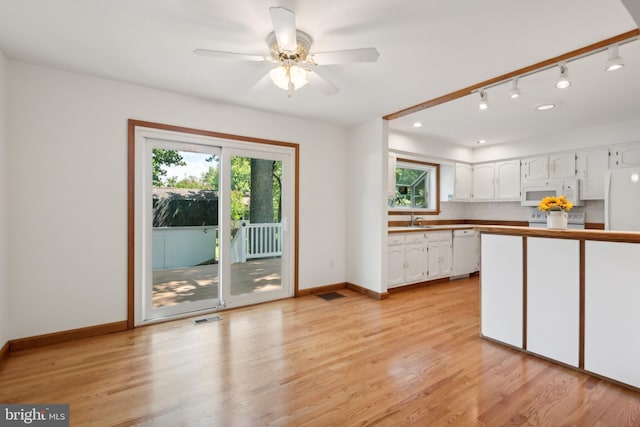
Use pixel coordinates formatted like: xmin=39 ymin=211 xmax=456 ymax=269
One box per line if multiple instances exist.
xmin=152 ymin=257 xmax=281 ymax=307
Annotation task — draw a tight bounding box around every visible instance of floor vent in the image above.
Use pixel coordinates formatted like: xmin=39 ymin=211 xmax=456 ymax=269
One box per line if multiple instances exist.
xmin=316 ymin=292 xmax=346 ymax=301
xmin=192 ymin=315 xmax=222 ymax=325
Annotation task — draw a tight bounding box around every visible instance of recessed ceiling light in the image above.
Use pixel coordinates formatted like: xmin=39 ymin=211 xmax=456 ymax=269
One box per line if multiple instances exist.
xmin=412 ymin=122 xmax=423 ymax=128
xmin=535 ymin=103 xmax=556 ymax=111
xmin=477 ymin=139 xmax=486 ymax=144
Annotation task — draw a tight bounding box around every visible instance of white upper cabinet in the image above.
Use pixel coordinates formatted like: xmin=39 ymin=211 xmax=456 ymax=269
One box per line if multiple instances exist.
xmin=472 ymin=163 xmax=495 ymax=200
xmin=454 ymin=160 xmax=519 ymax=201
xmin=549 ymin=153 xmax=577 ymax=178
xmin=522 ymin=152 xmax=576 ymax=183
xmin=454 ymin=163 xmax=472 ymax=201
xmin=495 ymin=160 xmax=521 ymax=200
xmin=577 ymin=147 xmax=609 ymax=200
xmin=609 ymin=141 xmax=640 ymax=169
xmin=521 ymin=156 xmax=549 ymax=181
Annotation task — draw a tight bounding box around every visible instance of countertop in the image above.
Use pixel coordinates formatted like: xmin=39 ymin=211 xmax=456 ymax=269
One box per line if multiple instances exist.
xmin=388 ymin=224 xmax=475 ymax=233
xmin=473 ymin=225 xmax=640 ymax=243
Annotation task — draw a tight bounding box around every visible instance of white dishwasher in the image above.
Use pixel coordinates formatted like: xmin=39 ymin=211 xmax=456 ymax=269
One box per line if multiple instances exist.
xmin=452 ymin=229 xmax=478 ymax=276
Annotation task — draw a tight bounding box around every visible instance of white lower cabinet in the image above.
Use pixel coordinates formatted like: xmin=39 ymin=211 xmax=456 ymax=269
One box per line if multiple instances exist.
xmin=387 ymin=233 xmax=427 ymax=288
xmin=480 ymin=234 xmax=523 ymax=348
xmin=584 ymin=241 xmax=640 ymax=389
xmin=387 ymin=235 xmax=406 ymax=288
xmin=527 ymin=237 xmax=580 ymax=367
xmin=426 ymin=231 xmax=452 ymax=279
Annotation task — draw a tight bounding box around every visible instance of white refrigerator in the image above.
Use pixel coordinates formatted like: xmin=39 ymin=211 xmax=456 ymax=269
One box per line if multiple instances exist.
xmin=605 ymin=167 xmax=640 ymax=231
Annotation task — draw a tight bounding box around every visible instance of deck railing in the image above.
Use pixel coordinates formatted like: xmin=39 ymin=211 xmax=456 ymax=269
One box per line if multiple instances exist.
xmin=231 ymin=222 xmax=282 ymax=263
xmin=152 ymin=223 xmax=282 ymax=268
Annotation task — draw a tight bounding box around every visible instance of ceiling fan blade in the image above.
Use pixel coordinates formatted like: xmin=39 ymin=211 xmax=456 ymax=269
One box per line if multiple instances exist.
xmin=247 ymin=63 xmax=273 ymax=91
xmin=269 ymin=7 xmax=298 ymax=52
xmin=306 ymin=69 xmax=339 ymax=96
xmin=194 ymin=49 xmax=267 ymax=62
xmin=311 ymin=48 xmax=380 ymax=65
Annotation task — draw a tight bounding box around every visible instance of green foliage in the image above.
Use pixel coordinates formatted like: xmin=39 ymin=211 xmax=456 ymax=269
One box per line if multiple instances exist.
xmin=396 ymin=166 xmax=425 ymax=186
xmin=152 ymin=150 xmax=282 ymax=222
xmin=393 ymin=166 xmax=428 ymax=209
xmin=152 ymin=149 xmax=186 ymax=186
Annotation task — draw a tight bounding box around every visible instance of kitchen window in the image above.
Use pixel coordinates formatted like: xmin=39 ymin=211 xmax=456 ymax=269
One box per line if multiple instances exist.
xmin=389 ymin=158 xmax=440 ymax=214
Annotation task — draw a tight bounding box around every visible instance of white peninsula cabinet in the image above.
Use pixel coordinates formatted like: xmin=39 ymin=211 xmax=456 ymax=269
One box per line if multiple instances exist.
xmin=527 ymin=237 xmax=580 ymax=367
xmin=584 ymin=241 xmax=640 ymax=389
xmin=387 ymin=233 xmax=426 ymax=288
xmin=478 ymin=226 xmax=640 ymax=390
xmin=480 ymin=234 xmax=523 ymax=348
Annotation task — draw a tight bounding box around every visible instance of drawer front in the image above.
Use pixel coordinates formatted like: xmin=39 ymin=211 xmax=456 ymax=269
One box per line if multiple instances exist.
xmin=388 ymin=235 xmax=405 ymax=246
xmin=426 ymin=230 xmax=452 ymax=243
xmin=404 ymin=233 xmax=425 ymax=245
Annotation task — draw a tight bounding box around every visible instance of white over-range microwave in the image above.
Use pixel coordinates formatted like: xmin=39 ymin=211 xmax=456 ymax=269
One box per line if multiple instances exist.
xmin=521 ymin=179 xmax=583 ymax=207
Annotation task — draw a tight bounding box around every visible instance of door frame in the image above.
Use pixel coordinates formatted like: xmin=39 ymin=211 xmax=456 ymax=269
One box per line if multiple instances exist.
xmin=127 ymin=120 xmax=299 ymax=328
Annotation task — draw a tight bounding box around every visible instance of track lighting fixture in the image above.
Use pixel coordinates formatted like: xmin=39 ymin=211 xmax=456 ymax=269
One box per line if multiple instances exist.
xmin=478 ymin=90 xmax=489 ymax=110
xmin=604 ymin=45 xmax=624 ymax=71
xmin=463 ymin=35 xmax=636 ymax=114
xmin=555 ymin=64 xmax=571 ymax=89
xmin=508 ymin=79 xmax=522 ymax=99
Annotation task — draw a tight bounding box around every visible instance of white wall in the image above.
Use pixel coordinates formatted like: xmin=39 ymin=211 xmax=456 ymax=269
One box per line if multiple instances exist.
xmin=0 ymin=50 xmax=9 ymax=349
xmin=7 ymin=60 xmax=348 ymax=338
xmin=346 ymin=119 xmax=387 ymax=294
xmin=389 ymin=131 xmax=473 ymax=164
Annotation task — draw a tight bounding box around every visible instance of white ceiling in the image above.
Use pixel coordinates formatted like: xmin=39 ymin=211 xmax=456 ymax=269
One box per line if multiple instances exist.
xmin=0 ymin=0 xmax=638 ymax=146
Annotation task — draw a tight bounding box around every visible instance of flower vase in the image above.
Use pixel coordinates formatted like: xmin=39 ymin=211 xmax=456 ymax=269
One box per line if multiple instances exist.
xmin=547 ymin=210 xmax=568 ymax=229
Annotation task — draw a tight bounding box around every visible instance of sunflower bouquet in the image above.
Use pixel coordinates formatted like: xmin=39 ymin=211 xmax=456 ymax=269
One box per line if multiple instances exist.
xmin=538 ymin=196 xmax=573 ymax=212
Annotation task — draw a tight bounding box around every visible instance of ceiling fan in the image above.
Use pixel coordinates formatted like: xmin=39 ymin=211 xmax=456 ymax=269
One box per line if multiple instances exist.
xmin=194 ymin=7 xmax=380 ymax=97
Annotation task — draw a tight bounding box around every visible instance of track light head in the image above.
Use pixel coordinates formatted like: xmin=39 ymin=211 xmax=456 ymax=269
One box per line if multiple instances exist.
xmin=604 ymin=45 xmax=624 ymax=71
xmin=478 ymin=90 xmax=489 ymax=110
xmin=555 ymin=64 xmax=571 ymax=89
xmin=508 ymin=79 xmax=522 ymax=99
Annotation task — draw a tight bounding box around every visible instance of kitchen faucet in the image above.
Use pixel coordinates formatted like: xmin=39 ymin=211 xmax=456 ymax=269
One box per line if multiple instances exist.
xmin=410 ymin=213 xmax=423 ymax=226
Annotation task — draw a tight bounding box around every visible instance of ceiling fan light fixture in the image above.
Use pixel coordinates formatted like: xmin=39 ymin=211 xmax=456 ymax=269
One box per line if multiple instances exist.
xmin=555 ymin=64 xmax=571 ymax=89
xmin=604 ymin=45 xmax=624 ymax=71
xmin=478 ymin=90 xmax=489 ymax=110
xmin=269 ymin=64 xmax=308 ymax=93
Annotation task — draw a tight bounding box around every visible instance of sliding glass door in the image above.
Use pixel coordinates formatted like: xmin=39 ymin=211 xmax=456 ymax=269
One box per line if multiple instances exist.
xmin=145 ymin=140 xmax=222 ymax=320
xmin=134 ymin=127 xmax=295 ymax=324
xmin=220 ymin=149 xmax=292 ymax=307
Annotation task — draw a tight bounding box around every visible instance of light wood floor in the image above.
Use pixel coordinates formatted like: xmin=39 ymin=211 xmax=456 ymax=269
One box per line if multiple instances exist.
xmin=1 ymin=277 xmax=639 ymax=426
